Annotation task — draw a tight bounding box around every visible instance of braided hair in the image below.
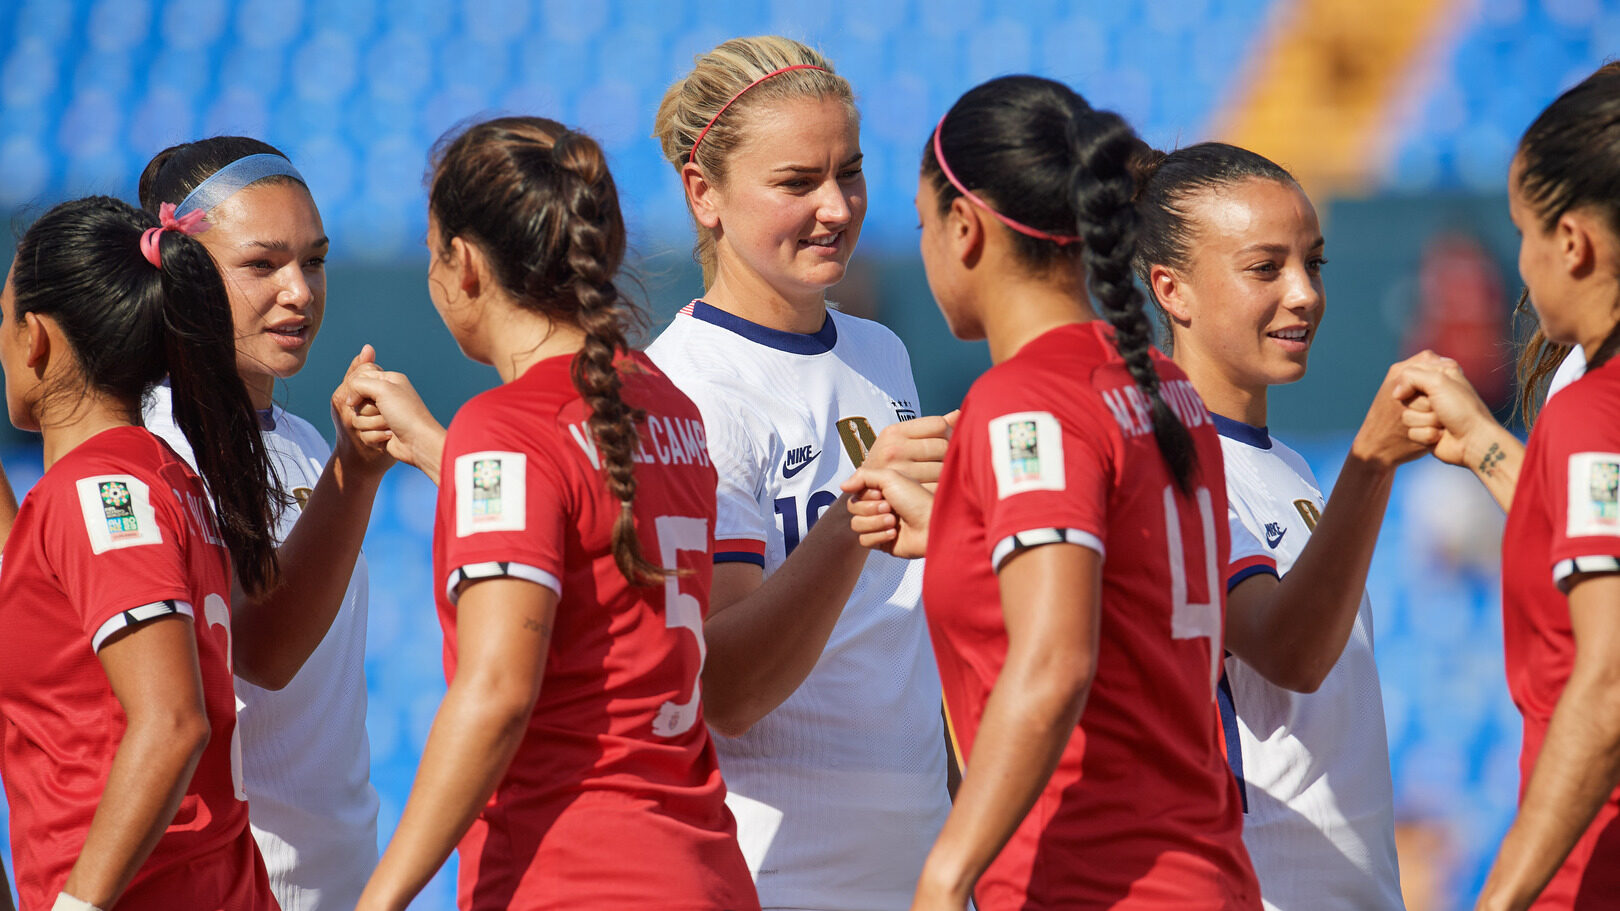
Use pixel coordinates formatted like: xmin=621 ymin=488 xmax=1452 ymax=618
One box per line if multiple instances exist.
xmin=922 ymin=75 xmax=1197 ymax=491
xmin=429 ymin=117 xmax=669 ymax=585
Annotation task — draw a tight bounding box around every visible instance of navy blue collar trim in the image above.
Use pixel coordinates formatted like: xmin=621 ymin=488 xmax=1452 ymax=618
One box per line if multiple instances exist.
xmin=1210 ymin=412 xmax=1272 ymax=450
xmin=689 ymin=300 xmax=838 ymax=355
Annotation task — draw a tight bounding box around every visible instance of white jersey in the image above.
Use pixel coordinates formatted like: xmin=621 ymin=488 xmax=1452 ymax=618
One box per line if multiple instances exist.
xmin=144 ymin=383 xmax=379 ymax=911
xmin=648 ymin=301 xmax=950 ymax=911
xmin=1212 ymin=414 xmax=1404 ymax=911
xmin=1548 ymin=344 xmax=1587 ymax=401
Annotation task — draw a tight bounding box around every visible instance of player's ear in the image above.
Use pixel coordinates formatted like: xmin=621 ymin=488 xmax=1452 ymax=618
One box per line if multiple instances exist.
xmin=451 ymin=236 xmax=485 ymax=300
xmin=684 ymin=162 xmax=721 ymax=230
xmin=948 ymin=196 xmax=985 ymax=266
xmin=1557 ymin=209 xmax=1599 ymax=279
xmin=22 ymin=311 xmax=52 ymax=372
xmin=1150 ymin=264 xmax=1193 ymax=323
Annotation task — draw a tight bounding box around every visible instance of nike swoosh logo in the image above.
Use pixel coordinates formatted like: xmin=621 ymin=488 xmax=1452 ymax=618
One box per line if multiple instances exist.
xmin=1265 ymin=528 xmax=1286 ymax=548
xmin=782 ymin=450 xmax=820 ymax=479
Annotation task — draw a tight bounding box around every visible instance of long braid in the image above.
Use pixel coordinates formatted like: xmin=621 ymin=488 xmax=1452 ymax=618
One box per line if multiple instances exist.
xmin=551 ymin=131 xmax=668 ymax=586
xmin=1070 ymin=112 xmax=1198 ymax=491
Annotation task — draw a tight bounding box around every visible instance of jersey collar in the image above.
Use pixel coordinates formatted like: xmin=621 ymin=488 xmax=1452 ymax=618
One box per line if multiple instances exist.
xmin=687 ymin=299 xmax=838 ymax=355
xmin=1210 ymin=412 xmax=1272 ymax=450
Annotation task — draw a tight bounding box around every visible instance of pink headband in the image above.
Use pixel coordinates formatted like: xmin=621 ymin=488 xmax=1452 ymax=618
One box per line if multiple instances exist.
xmin=688 ymin=64 xmax=828 ymax=164
xmin=931 ymin=114 xmax=1081 ymax=246
xmin=139 ymin=202 xmax=211 ymax=268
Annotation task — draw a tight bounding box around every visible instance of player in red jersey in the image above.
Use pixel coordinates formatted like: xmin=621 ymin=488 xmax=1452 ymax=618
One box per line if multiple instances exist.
xmin=843 ymin=76 xmax=1259 ymax=910
xmin=0 ymin=197 xmax=282 ymax=910
xmin=1395 ymin=65 xmax=1620 ymax=911
xmin=353 ymin=117 xmax=757 ymax=911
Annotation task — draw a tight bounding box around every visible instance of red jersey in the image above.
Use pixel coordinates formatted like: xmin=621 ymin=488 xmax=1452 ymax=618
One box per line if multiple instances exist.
xmin=433 ymin=352 xmax=758 ymax=911
xmin=1501 ymin=355 xmax=1620 ymax=909
xmin=924 ymin=323 xmax=1259 ymax=910
xmin=0 ymin=427 xmax=274 ymax=911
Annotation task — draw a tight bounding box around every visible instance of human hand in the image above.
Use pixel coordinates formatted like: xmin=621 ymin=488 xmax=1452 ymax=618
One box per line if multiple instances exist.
xmin=1352 ymin=351 xmax=1456 ymax=469
xmin=331 ymin=346 xmax=396 ymax=478
xmin=857 ymin=410 xmax=959 ymax=489
xmin=841 ymin=467 xmax=934 ymax=558
xmin=344 ymin=358 xmax=448 ymax=485
xmin=1391 ymin=351 xmax=1502 ymax=469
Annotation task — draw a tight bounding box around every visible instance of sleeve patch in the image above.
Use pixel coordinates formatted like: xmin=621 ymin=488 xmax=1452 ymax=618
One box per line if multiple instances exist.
xmin=445 ymin=561 xmax=561 ymax=605
xmin=1567 ymin=452 xmax=1620 ymax=539
xmin=988 ymin=411 xmax=1066 ymax=498
xmin=76 ymin=475 xmax=162 ymax=554
xmin=991 ymin=527 xmax=1104 ymax=571
xmin=455 ymin=451 xmax=528 ymax=537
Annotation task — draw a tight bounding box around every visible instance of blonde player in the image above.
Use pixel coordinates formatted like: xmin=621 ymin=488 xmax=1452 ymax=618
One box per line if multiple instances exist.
xmin=648 ymin=35 xmax=953 ymax=910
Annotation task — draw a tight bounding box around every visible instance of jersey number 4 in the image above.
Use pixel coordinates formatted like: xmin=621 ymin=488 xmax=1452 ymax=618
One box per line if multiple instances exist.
xmin=1163 ymin=486 xmax=1222 ymax=694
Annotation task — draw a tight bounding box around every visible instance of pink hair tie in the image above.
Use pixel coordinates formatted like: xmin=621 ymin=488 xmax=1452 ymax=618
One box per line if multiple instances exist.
xmin=931 ymin=113 xmax=1081 ymax=246
xmin=688 ymin=64 xmax=828 ymax=164
xmin=139 ymin=201 xmax=211 ymax=268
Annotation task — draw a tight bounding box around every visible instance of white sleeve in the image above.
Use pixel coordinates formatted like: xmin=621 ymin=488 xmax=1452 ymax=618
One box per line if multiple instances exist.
xmin=1226 ymin=505 xmax=1278 ymax=591
xmin=681 ymin=379 xmax=774 ymax=563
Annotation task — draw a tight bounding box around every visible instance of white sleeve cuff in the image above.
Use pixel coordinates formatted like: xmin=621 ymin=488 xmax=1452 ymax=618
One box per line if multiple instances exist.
xmin=445 ymin=561 xmax=562 ymax=605
xmin=91 ymin=600 xmax=195 ymax=652
xmin=991 ymin=528 xmax=1105 ymax=572
xmin=1554 ymin=555 xmax=1620 ymax=591
xmin=53 ymin=891 xmax=107 ymax=911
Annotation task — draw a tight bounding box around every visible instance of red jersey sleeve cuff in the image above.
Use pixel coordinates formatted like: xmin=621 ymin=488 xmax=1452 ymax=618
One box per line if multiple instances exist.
xmin=714 ymin=538 xmax=766 ymax=568
xmin=1554 ymin=554 xmax=1620 ymax=591
xmin=990 ymin=528 xmax=1104 ymax=573
xmin=1227 ymin=554 xmax=1279 ymax=592
xmin=91 ymin=600 xmax=194 ymax=652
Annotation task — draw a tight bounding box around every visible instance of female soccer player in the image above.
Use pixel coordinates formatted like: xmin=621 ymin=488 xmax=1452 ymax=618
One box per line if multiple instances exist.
xmin=354 ymin=117 xmax=758 ymax=911
xmin=846 ymin=75 xmax=1259 ymax=910
xmin=136 ymin=137 xmax=399 ymax=910
xmin=1134 ymin=142 xmax=1430 ymax=909
xmin=647 ymin=35 xmax=953 ymax=910
xmin=0 ymin=197 xmax=280 ymax=909
xmin=1395 ymin=65 xmax=1620 ymax=910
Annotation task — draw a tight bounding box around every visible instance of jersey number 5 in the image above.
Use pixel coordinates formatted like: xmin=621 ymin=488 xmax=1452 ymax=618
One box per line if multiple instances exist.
xmin=652 ymin=515 xmax=708 ymax=738
xmin=1163 ymin=486 xmax=1222 ymax=694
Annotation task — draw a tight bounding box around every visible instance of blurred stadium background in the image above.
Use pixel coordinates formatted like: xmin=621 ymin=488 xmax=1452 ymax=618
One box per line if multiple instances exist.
xmin=0 ymin=0 xmax=1613 ymax=907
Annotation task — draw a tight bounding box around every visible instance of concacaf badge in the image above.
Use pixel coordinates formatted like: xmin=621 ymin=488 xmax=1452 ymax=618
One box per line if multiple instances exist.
xmin=456 ymin=450 xmax=527 ymax=537
xmin=989 ymin=411 xmax=1065 ymax=498
xmin=76 ymin=475 xmax=163 ymax=554
xmin=1568 ymin=452 xmax=1620 ymax=538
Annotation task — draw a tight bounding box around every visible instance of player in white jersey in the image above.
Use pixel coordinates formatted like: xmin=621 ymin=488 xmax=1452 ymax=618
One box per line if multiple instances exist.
xmin=650 ymin=36 xmax=952 ymax=911
xmin=136 ymin=138 xmax=410 ymax=911
xmin=1133 ymin=143 xmax=1432 ymax=910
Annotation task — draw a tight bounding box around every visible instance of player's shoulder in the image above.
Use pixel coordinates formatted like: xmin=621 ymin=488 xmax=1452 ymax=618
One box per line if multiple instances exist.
xmin=446 ymin=371 xmax=568 ymax=457
xmin=267 ymin=406 xmax=328 ymax=453
xmin=826 ymin=306 xmax=908 ymax=354
xmin=1541 ymin=356 xmax=1620 ymax=430
xmin=969 ymin=324 xmax=1113 ymax=418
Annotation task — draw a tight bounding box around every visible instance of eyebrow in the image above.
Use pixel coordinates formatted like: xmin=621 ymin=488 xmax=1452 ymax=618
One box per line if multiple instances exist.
xmin=772 ymin=153 xmax=864 ymax=174
xmin=238 ymin=236 xmax=331 ymax=252
xmin=1234 ymin=238 xmax=1325 ymax=256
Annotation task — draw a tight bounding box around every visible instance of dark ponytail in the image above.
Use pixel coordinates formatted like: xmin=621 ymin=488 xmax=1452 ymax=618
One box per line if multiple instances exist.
xmin=13 ymin=197 xmax=280 ymax=593
xmin=429 ymin=117 xmax=670 ymax=586
xmin=923 ymin=75 xmax=1197 ymax=491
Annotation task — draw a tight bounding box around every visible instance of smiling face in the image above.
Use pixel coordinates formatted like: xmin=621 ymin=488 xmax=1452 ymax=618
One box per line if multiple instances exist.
xmin=192 ymin=180 xmax=328 ymax=407
xmin=1161 ymin=178 xmax=1326 ymax=402
xmin=703 ymin=96 xmax=865 ymax=308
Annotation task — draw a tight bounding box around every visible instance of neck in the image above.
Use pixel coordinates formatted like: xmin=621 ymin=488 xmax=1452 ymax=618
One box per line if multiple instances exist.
xmin=486 ymin=306 xmax=589 ymax=383
xmin=246 ymin=374 xmax=275 ymax=411
xmin=979 ymin=270 xmax=1097 ymax=364
xmin=39 ymin=394 xmax=140 ymax=470
xmin=1173 ymin=348 xmax=1268 ymax=425
xmin=705 ymin=259 xmax=827 ymax=334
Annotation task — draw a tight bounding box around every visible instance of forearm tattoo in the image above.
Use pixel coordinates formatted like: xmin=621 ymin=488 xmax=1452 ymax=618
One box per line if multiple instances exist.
xmin=1479 ymin=442 xmax=1506 ymax=478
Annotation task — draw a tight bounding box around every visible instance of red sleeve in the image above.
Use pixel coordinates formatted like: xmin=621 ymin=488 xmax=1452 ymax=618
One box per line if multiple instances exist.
xmin=1540 ymin=406 xmax=1620 ymax=588
xmin=440 ymin=415 xmax=574 ymax=602
xmin=975 ymin=382 xmax=1113 ymax=571
xmin=43 ymin=472 xmax=195 ymax=649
